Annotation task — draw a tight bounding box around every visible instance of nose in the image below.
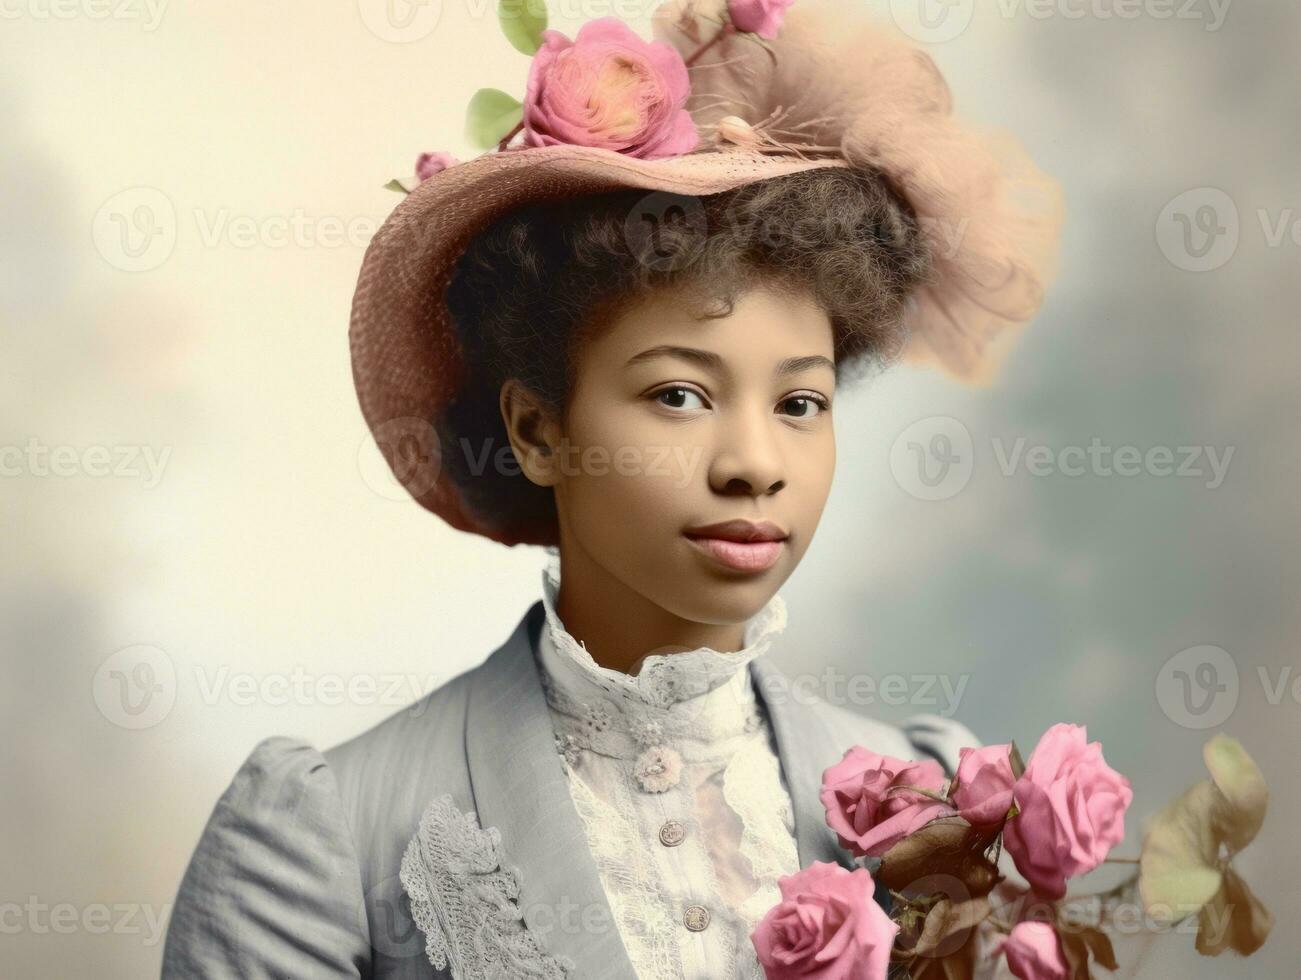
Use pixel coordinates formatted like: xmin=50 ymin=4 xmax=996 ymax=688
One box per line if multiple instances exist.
xmin=707 ymin=404 xmax=786 ymax=497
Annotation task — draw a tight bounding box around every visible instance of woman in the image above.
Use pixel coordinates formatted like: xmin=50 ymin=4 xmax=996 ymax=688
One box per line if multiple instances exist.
xmin=162 ymin=2 xmax=1062 ymax=977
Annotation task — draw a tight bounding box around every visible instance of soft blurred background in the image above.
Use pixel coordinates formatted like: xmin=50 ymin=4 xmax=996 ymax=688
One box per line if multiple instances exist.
xmin=2 ymin=0 xmax=1295 ymax=976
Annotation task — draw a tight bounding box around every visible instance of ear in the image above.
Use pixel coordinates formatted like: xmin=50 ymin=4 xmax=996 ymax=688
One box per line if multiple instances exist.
xmin=499 ymin=379 xmax=563 ymax=488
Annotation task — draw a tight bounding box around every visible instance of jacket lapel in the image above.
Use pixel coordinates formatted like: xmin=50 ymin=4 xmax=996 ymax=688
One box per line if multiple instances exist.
xmin=750 ymin=656 xmax=900 ymax=916
xmin=749 ymin=655 xmax=859 ymax=874
xmin=464 ymin=601 xmax=638 ymax=980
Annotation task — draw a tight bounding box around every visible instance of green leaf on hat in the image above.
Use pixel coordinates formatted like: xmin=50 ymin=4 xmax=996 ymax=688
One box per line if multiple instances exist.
xmin=383 ymin=178 xmax=410 ymax=194
xmin=498 ymin=0 xmax=548 ymax=56
xmin=465 ymin=88 xmax=524 ymax=150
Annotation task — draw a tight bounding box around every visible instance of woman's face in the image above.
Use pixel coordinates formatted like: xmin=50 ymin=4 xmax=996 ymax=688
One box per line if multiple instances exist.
xmin=549 ymin=284 xmax=838 ymax=627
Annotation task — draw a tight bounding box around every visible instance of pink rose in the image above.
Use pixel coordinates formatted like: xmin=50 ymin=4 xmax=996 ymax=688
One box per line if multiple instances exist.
xmin=414 ymin=151 xmax=460 ymax=182
xmin=728 ymin=0 xmax=797 ymax=39
xmin=522 ymin=17 xmax=698 ymax=159
xmin=751 ymin=860 xmax=898 ymax=980
xmin=996 ymin=922 xmax=1069 ymax=980
xmin=1003 ymin=724 xmax=1133 ymax=900
xmin=819 ymin=747 xmax=954 ymax=859
xmin=950 ymin=743 xmax=1016 ymax=830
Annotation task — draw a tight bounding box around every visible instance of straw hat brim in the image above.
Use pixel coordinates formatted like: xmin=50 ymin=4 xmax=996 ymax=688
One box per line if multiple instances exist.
xmin=349 ymin=143 xmax=850 ymax=545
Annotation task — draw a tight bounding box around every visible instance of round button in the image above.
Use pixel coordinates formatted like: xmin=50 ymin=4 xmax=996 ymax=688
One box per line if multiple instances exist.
xmin=683 ymin=904 xmax=711 ymax=932
xmin=659 ymin=819 xmax=686 ymax=847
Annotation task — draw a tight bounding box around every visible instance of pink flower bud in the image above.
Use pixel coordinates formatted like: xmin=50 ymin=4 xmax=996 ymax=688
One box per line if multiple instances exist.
xmin=415 ymin=151 xmax=460 ymax=182
xmin=728 ymin=0 xmax=797 ymax=40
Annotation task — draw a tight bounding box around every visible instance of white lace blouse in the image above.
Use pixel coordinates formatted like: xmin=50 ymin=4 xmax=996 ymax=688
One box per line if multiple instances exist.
xmin=533 ymin=554 xmax=801 ymax=980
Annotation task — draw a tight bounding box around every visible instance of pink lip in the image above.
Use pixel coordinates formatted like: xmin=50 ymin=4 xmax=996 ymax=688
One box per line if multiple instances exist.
xmin=684 ymin=534 xmax=785 ymax=572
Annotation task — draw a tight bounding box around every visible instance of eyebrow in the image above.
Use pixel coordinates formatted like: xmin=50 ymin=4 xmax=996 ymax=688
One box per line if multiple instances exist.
xmin=624 ymin=345 xmax=836 ymax=379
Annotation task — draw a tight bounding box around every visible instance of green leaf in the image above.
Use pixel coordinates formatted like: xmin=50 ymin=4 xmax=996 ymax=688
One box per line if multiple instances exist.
xmin=384 ymin=178 xmax=410 ymax=194
xmin=1139 ymin=735 xmax=1269 ymax=927
xmin=465 ymin=88 xmax=524 ymax=150
xmin=878 ymin=816 xmax=1002 ymax=898
xmin=1139 ymin=780 xmax=1225 ymax=922
xmin=1202 ymin=734 xmax=1267 ymax=854
xmin=498 ymin=0 xmax=548 ymax=56
xmin=1196 ymin=869 xmax=1273 ymax=957
xmin=1008 ymin=741 xmax=1026 ymax=780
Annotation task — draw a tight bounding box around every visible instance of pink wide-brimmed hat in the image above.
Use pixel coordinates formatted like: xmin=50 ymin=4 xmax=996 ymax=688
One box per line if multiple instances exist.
xmin=350 ymin=0 xmax=1064 ymax=545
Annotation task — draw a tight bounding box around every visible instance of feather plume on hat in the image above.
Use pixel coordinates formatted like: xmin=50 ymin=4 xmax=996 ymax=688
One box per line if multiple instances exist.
xmin=653 ymin=0 xmax=1065 ymax=381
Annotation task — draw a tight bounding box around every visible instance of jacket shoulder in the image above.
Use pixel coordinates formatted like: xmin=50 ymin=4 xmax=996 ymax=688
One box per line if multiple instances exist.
xmin=163 ymin=737 xmax=370 ymax=977
xmin=808 ymin=698 xmax=981 ymax=779
xmin=323 ymin=602 xmax=540 ymax=795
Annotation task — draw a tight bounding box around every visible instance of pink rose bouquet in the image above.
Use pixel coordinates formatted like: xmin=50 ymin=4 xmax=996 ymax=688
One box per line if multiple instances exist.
xmin=1002 ymin=723 xmax=1134 ymax=900
xmin=752 ymin=861 xmax=897 ymax=980
xmin=820 ymin=749 xmax=953 ymax=858
xmin=752 ymin=727 xmax=1271 ymax=980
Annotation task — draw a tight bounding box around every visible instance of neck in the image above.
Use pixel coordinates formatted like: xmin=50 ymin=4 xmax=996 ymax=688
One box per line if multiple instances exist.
xmin=552 ymin=541 xmax=747 ymax=676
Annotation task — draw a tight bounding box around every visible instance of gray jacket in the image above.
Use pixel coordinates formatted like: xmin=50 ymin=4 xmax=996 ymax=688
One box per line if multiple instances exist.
xmin=162 ymin=599 xmax=976 ymax=978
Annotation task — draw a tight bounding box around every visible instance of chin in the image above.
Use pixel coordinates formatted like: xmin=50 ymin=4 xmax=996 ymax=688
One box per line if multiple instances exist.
xmin=661 ymin=570 xmax=782 ymax=627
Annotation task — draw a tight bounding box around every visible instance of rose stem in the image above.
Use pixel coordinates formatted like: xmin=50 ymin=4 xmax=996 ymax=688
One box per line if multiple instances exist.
xmin=497 ymin=120 xmax=524 ymax=152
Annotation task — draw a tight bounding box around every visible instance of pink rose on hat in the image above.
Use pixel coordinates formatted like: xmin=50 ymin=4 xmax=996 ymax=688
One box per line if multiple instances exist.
xmin=522 ymin=17 xmax=698 ymax=160
xmin=950 ymin=743 xmax=1017 ymax=831
xmin=728 ymin=0 xmax=798 ymax=40
xmin=996 ymin=921 xmax=1070 ymax=980
xmin=819 ymin=747 xmax=953 ymax=859
xmin=751 ymin=861 xmax=897 ymax=980
xmin=1003 ymin=723 xmax=1133 ymax=899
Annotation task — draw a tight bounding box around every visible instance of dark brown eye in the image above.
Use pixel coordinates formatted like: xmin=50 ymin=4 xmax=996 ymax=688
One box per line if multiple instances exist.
xmin=780 ymin=394 xmax=829 ymax=418
xmin=654 ymin=387 xmax=706 ymax=410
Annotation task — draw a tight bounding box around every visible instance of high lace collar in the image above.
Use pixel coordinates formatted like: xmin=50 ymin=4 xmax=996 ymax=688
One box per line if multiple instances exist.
xmin=534 ymin=550 xmax=787 ymax=716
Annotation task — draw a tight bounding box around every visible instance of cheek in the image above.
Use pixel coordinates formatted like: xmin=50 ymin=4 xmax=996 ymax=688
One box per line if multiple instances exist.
xmin=785 ymin=429 xmax=836 ymax=554
xmin=559 ymin=401 xmax=697 ymax=539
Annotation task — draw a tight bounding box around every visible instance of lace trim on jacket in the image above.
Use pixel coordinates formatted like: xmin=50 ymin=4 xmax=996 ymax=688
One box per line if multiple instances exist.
xmin=399 ymin=793 xmax=574 ymax=979
xmin=724 ymin=731 xmax=802 ymax=972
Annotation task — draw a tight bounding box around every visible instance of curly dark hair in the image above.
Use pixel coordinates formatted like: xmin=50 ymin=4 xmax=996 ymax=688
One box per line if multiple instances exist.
xmin=439 ymin=165 xmax=934 ymax=544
